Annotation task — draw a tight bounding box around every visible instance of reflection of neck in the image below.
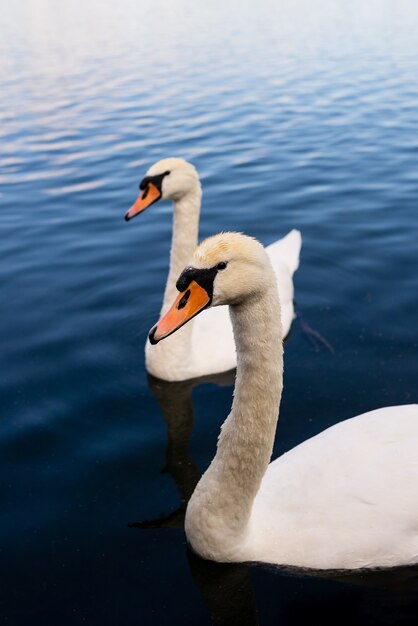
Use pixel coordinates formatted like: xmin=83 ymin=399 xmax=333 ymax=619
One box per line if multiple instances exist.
xmin=146 ymin=187 xmax=201 ymax=380
xmin=186 ymin=273 xmax=283 ymax=560
xmin=162 ymin=190 xmax=201 ymax=313
xmin=149 ymin=376 xmax=200 ymax=506
xmin=187 ymin=550 xmax=258 ymax=626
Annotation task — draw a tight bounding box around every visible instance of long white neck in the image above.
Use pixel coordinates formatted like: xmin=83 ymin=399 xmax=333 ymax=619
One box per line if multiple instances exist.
xmin=161 ymin=189 xmax=201 ymax=312
xmin=146 ymin=186 xmax=201 ymax=381
xmin=185 ymin=270 xmax=284 ymax=560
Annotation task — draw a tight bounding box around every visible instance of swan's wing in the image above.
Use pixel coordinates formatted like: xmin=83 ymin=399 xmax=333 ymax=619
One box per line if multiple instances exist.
xmin=266 ymin=229 xmax=302 ymax=337
xmin=266 ymin=229 xmax=302 ymax=275
xmin=248 ymin=404 xmax=418 ymax=569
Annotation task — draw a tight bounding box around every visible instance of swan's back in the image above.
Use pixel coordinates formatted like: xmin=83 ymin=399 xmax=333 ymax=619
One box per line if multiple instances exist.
xmin=247 ymin=405 xmax=418 ymax=570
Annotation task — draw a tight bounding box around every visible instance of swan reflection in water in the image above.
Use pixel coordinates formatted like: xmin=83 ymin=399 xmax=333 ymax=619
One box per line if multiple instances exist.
xmin=132 ymin=370 xmax=234 ymax=530
xmin=130 ymin=373 xmax=418 ymax=626
xmin=130 ymin=370 xmax=259 ymax=625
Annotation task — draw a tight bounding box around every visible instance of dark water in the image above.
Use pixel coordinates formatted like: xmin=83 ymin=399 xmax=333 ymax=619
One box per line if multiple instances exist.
xmin=1 ymin=1 xmax=418 ymax=624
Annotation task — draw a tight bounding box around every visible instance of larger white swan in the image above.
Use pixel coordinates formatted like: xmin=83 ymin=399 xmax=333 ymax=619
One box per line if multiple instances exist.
xmin=125 ymin=158 xmax=301 ymax=381
xmin=149 ymin=232 xmax=418 ymax=570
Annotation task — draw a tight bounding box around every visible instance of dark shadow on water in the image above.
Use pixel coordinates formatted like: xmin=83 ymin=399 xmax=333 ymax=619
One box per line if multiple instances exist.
xmin=187 ymin=551 xmax=418 ymax=626
xmin=187 ymin=549 xmax=259 ymax=626
xmin=250 ymin=563 xmax=418 ymax=626
xmin=130 ymin=370 xmax=261 ymax=625
xmin=129 ymin=370 xmax=235 ymax=530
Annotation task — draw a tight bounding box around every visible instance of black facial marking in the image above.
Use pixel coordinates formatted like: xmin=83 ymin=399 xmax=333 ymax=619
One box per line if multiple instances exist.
xmin=148 ymin=325 xmax=158 ymax=345
xmin=139 ymin=171 xmax=170 ymax=192
xmin=176 ymin=265 xmax=219 ymax=302
xmin=177 ymin=289 xmax=191 ymax=310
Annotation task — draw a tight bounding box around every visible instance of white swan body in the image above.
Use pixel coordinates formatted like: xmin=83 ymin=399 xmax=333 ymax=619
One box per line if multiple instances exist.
xmin=126 ymin=158 xmax=301 ymax=381
xmin=150 ymin=232 xmax=418 ymax=570
xmin=248 ymin=404 xmax=418 ymax=569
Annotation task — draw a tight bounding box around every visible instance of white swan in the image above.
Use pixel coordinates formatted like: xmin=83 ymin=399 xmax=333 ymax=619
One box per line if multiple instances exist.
xmin=125 ymin=158 xmax=301 ymax=381
xmin=148 ymin=232 xmax=418 ymax=570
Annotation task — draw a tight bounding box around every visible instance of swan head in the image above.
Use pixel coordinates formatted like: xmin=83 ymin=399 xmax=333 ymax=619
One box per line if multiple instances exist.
xmin=125 ymin=158 xmax=200 ymax=221
xmin=149 ymin=232 xmax=272 ymax=344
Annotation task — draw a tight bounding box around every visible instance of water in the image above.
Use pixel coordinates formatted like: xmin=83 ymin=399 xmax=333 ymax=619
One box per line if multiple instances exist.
xmin=1 ymin=1 xmax=418 ymax=623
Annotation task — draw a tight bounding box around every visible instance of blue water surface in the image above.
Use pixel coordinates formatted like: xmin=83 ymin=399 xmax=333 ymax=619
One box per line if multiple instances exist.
xmin=1 ymin=1 xmax=418 ymax=624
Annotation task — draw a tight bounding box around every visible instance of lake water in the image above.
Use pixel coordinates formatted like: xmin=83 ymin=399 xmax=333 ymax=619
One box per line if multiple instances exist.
xmin=1 ymin=1 xmax=418 ymax=624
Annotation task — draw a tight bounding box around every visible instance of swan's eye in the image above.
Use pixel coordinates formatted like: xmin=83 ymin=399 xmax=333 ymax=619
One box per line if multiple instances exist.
xmin=217 ymin=262 xmax=227 ymax=271
xmin=164 ymin=171 xmax=170 ymax=176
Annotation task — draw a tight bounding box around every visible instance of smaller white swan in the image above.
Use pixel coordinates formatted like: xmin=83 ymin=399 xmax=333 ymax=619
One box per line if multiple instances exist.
xmin=125 ymin=158 xmax=301 ymax=381
xmin=149 ymin=232 xmax=418 ymax=570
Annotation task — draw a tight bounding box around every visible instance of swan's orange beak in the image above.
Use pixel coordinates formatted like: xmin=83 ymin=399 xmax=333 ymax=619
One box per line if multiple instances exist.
xmin=149 ymin=281 xmax=210 ymax=344
xmin=124 ymin=183 xmax=161 ymax=221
